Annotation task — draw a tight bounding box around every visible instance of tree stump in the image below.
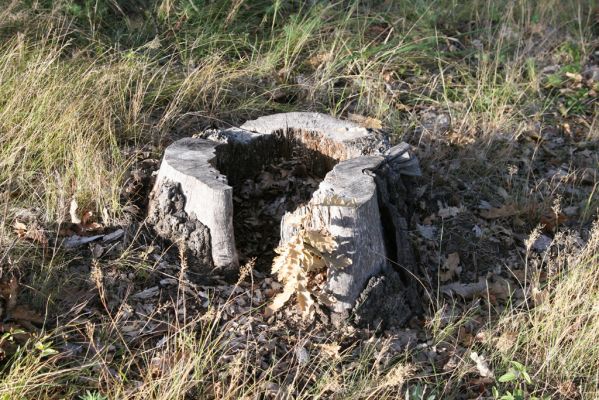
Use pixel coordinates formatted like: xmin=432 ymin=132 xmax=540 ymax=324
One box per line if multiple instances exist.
xmin=280 ymin=143 xmax=422 ymax=327
xmin=148 ymin=139 xmax=236 ymax=272
xmin=149 ymin=112 xmax=421 ymax=327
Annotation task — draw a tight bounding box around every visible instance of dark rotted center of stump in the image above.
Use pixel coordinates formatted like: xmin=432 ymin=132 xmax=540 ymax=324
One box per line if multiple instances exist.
xmin=211 ymin=129 xmax=342 ymax=269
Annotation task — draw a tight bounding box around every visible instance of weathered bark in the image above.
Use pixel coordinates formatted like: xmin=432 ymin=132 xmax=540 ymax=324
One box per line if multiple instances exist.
xmin=351 ymin=148 xmax=423 ymax=328
xmin=149 ymin=138 xmax=238 ymax=273
xmin=147 ymin=180 xmax=214 ymax=269
xmin=238 ymin=112 xmax=389 ymax=160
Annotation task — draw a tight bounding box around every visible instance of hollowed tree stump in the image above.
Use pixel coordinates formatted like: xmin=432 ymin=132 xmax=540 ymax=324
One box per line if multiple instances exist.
xmin=148 ymin=112 xmax=422 ymax=327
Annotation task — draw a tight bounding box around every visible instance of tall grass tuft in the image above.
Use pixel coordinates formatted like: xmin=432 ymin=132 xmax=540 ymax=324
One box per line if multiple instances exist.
xmin=496 ymin=222 xmax=599 ymax=397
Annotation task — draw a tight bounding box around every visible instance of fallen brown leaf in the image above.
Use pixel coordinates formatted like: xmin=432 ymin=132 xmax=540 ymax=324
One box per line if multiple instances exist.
xmin=457 ymin=326 xmax=474 ymax=347
xmin=438 ymin=206 xmax=461 ymax=219
xmin=531 ymin=287 xmax=548 ymax=306
xmin=565 ymin=72 xmax=583 ymax=82
xmin=70 ymin=199 xmax=103 ymax=234
xmin=511 ymin=269 xmax=527 ymax=283
xmin=13 ymin=221 xmax=27 ymax=238
xmin=12 ymin=221 xmax=48 ymax=246
xmin=348 ymin=113 xmax=383 ymax=129
xmin=557 ymin=380 xmax=579 ymax=397
xmin=488 ymin=277 xmax=513 ymax=301
xmin=58 ymin=226 xmax=77 ymax=236
xmin=316 ymin=342 xmax=341 ymax=359
xmin=79 ymin=211 xmax=103 ymax=233
xmin=495 ymin=331 xmax=517 ymax=354
xmin=479 ymin=203 xmax=520 ymax=219
xmin=441 ymin=278 xmax=487 ymax=298
xmin=469 ymin=377 xmax=495 ymax=388
xmin=307 ymin=52 xmax=332 ymax=68
xmin=439 ymin=252 xmax=461 ymax=282
xmin=539 ymin=212 xmax=567 ymax=233
xmin=11 ymin=306 xmax=44 ymax=325
xmin=470 ymin=351 xmax=494 ymax=378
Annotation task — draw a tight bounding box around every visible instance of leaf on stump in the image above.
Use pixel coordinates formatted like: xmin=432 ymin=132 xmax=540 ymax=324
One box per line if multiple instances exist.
xmin=296 ymin=283 xmax=315 ymax=318
xmin=265 ymin=282 xmax=295 ymax=317
xmin=268 ymin=224 xmax=343 ymax=319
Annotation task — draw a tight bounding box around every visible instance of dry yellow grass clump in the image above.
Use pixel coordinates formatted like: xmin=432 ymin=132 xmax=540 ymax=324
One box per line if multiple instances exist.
xmin=0 ymin=0 xmax=597 ymax=399
xmin=494 ymin=222 xmax=599 ymax=396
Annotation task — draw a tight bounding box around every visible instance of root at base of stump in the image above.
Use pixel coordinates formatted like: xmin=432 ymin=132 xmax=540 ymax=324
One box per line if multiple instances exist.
xmin=352 ymin=270 xmax=413 ymax=329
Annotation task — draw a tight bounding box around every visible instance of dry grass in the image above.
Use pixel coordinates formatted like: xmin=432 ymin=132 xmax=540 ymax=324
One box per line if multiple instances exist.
xmin=0 ymin=0 xmax=597 ymax=399
xmin=494 ymin=223 xmax=599 ymax=397
xmin=1 ymin=0 xmax=596 ymax=219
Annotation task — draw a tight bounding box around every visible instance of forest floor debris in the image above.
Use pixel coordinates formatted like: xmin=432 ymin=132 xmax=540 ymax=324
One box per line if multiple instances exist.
xmin=0 ymin=1 xmax=597 ymax=399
